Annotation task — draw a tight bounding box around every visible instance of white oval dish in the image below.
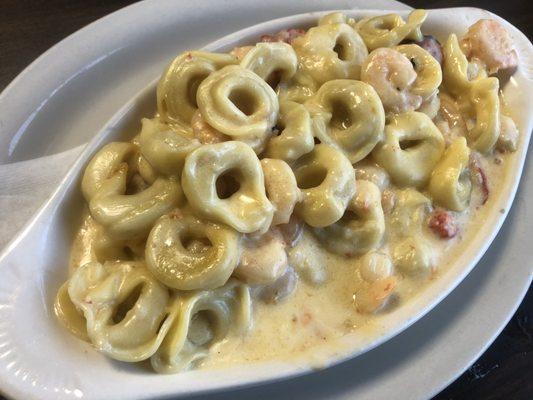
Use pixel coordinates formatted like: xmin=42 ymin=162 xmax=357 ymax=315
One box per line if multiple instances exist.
xmin=0 ymin=7 xmax=531 ymax=400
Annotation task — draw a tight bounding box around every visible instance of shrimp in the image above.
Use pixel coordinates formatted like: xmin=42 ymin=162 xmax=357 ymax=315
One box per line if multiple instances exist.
xmin=234 ymin=228 xmax=289 ymax=285
xmin=354 ymin=252 xmax=396 ymax=314
xmin=361 ymin=48 xmax=422 ymax=114
xmin=461 ymin=19 xmax=518 ymax=75
xmin=191 ymin=109 xmax=228 ymax=144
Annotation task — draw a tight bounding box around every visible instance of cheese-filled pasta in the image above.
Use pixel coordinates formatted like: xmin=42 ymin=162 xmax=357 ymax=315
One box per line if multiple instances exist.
xmin=292 ymin=21 xmax=368 ymax=84
xmin=265 ymin=100 xmax=315 ymax=162
xmin=305 ymin=79 xmax=385 ymax=163
xmin=293 ymin=144 xmax=356 ymax=227
xmin=182 ymin=141 xmax=274 ymax=233
xmin=429 ymin=137 xmax=472 ymax=211
xmin=157 ymin=51 xmax=237 ymax=126
xmin=139 ymin=117 xmax=200 ymax=177
xmin=240 ymin=42 xmax=298 ymax=87
xmin=56 ymin=10 xmax=522 ymax=374
xmin=355 ymin=9 xmax=427 ymax=50
xmin=196 ymin=65 xmax=279 ymax=151
xmin=313 ymin=180 xmax=385 ymax=256
xmin=373 ymin=112 xmax=445 ymax=187
xmin=89 ymin=178 xmax=183 ymax=239
xmin=146 ymin=211 xmax=241 ymax=290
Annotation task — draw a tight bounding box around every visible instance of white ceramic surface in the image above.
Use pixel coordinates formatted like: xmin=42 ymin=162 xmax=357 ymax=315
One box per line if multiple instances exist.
xmin=0 ymin=3 xmax=531 ymax=400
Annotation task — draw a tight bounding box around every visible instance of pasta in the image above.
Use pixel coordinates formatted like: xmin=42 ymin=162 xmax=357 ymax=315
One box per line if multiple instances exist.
xmin=429 ymin=137 xmax=471 ymax=211
xmin=181 ymin=141 xmax=274 ymax=233
xmin=372 ymin=112 xmax=445 ymax=187
xmin=312 ymin=180 xmax=385 ymax=256
xmin=56 ymin=10 xmax=521 ymax=373
xmin=293 ymin=144 xmax=356 ymax=227
xmin=305 ymin=79 xmax=385 ymax=163
xmin=292 ymin=20 xmax=368 ymax=84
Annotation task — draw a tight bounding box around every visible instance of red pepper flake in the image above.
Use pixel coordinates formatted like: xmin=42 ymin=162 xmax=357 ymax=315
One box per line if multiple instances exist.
xmin=428 ymin=210 xmax=458 ymax=239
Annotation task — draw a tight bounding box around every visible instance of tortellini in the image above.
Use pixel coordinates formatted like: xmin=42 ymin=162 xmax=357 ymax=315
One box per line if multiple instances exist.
xmin=81 ymin=142 xmax=136 ymax=202
xmin=429 ymin=137 xmax=472 ymax=211
xmin=139 ymin=117 xmax=200 ymax=177
xmin=196 ymin=65 xmax=279 ymax=151
xmin=157 ymin=51 xmax=237 ymax=126
xmin=372 ymin=112 xmax=445 ymax=187
xmin=441 ymin=34 xmax=501 ymax=153
xmin=68 ymin=261 xmax=171 ymax=361
xmin=151 ymin=280 xmax=251 ymax=373
xmin=293 ymin=144 xmax=356 ymax=227
xmin=305 ymin=79 xmax=385 ymax=163
xmin=59 ymin=260 xmax=251 ymax=372
xmin=394 ymin=44 xmax=442 ymax=101
xmin=313 ymin=180 xmax=385 ymax=256
xmin=89 ymin=178 xmax=183 ymax=239
xmin=355 ymin=9 xmax=427 ymax=50
xmin=292 ymin=21 xmax=368 ymax=84
xmin=265 ymin=100 xmax=315 ymax=162
xmin=146 ymin=212 xmax=240 ymax=290
xmin=240 ymin=42 xmax=298 ymax=87
xmin=182 ymin=141 xmax=274 ymax=233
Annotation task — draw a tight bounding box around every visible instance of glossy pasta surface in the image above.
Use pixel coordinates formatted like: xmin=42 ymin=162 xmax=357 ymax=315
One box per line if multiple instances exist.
xmin=56 ymin=10 xmax=521 ymax=373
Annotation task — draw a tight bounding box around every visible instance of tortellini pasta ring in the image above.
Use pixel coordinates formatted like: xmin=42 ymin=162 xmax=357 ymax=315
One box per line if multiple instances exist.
xmin=81 ymin=142 xmax=136 ymax=202
xmin=429 ymin=137 xmax=472 ymax=211
xmin=305 ymin=79 xmax=385 ymax=163
xmin=146 ymin=212 xmax=240 ymax=290
xmin=442 ymin=34 xmax=471 ymax=97
xmin=182 ymin=141 xmax=274 ymax=233
xmin=139 ymin=117 xmax=200 ymax=177
xmin=196 ymin=65 xmax=279 ymax=148
xmin=68 ymin=261 xmax=171 ymax=362
xmin=394 ymin=44 xmax=442 ymax=101
xmin=157 ymin=51 xmax=237 ymax=126
xmin=293 ymin=144 xmax=356 ymax=227
xmin=240 ymin=42 xmax=298 ymax=87
xmin=292 ymin=22 xmax=368 ymax=85
xmin=151 ymin=280 xmax=251 ymax=373
xmin=89 ymin=178 xmax=183 ymax=239
xmin=356 ymin=9 xmax=427 ymax=51
xmin=313 ymin=180 xmax=385 ymax=256
xmin=466 ymin=77 xmax=500 ymax=153
xmin=372 ymin=112 xmax=445 ymax=188
xmin=264 ymin=100 xmax=315 ymax=162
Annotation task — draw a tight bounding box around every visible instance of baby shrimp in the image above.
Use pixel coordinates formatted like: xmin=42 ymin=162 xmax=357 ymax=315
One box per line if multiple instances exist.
xmin=234 ymin=228 xmax=289 ymax=285
xmin=361 ymin=48 xmax=422 ymax=114
xmin=191 ymin=109 xmax=228 ymax=144
xmin=354 ymin=252 xmax=396 ymax=314
xmin=461 ymin=19 xmax=518 ymax=75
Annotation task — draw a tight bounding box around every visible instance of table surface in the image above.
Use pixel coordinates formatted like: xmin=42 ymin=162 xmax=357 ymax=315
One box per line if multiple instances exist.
xmin=0 ymin=1 xmax=531 ymax=399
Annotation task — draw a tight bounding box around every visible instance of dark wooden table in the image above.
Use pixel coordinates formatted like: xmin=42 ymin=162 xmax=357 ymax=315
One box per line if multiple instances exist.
xmin=0 ymin=1 xmax=531 ymax=399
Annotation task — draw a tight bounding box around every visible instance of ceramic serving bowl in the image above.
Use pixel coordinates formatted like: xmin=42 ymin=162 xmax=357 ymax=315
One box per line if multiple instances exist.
xmin=0 ymin=7 xmax=531 ymax=400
